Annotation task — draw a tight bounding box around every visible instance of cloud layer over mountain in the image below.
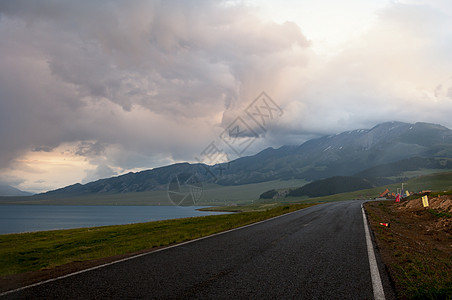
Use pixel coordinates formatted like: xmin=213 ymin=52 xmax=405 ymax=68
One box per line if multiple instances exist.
xmin=1 ymin=0 xmax=452 ymax=192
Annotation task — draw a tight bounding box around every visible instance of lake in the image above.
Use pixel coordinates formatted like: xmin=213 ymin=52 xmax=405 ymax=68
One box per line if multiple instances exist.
xmin=0 ymin=205 xmax=229 ymax=234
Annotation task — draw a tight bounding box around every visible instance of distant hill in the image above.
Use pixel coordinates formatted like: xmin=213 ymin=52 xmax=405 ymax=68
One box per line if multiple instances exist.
xmin=37 ymin=121 xmax=452 ymax=198
xmin=0 ymin=184 xmax=32 ymax=196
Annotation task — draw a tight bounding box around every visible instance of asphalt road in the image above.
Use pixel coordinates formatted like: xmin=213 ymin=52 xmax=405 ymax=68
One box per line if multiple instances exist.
xmin=2 ymin=200 xmax=395 ymax=299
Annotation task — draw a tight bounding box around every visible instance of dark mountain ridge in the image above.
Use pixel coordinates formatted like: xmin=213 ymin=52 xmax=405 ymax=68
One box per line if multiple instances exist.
xmin=216 ymin=121 xmax=452 ymax=184
xmin=42 ymin=163 xmax=210 ymax=197
xmin=38 ymin=121 xmax=452 ymax=197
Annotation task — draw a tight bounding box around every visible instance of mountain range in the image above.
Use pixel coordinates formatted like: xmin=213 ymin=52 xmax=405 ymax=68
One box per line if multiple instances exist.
xmin=39 ymin=121 xmax=452 ymax=197
xmin=0 ymin=184 xmax=33 ymax=197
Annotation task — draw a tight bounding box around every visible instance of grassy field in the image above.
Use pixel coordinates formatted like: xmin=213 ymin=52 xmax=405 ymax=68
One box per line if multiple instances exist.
xmin=0 ymin=203 xmax=316 ymax=276
xmin=2 ymin=170 xmax=452 ymax=207
xmin=200 ymin=201 xmax=285 ymax=212
xmin=0 ymin=179 xmax=308 ymax=206
xmin=200 ymin=179 xmax=308 ymax=205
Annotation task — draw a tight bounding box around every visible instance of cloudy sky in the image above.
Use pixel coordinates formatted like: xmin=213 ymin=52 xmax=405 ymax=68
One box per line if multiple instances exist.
xmin=1 ymin=0 xmax=452 ymax=193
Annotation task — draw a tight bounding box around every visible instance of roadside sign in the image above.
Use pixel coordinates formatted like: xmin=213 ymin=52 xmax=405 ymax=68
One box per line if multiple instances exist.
xmin=422 ymin=195 xmax=429 ymax=207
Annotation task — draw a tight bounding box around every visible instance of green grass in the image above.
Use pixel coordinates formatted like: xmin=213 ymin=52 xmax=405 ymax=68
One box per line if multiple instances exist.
xmin=395 ymin=254 xmax=452 ymax=299
xmin=403 ymin=171 xmax=452 ymax=192
xmin=391 ymin=168 xmax=452 ymax=180
xmin=427 ymin=209 xmax=452 ymax=218
xmin=0 ymin=203 xmax=316 ymax=276
xmin=395 ymin=253 xmax=452 ymax=299
xmin=199 ymin=202 xmax=285 ymax=212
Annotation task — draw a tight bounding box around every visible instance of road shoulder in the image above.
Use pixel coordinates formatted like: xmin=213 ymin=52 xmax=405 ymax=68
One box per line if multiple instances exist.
xmin=364 ymin=199 xmax=452 ymax=299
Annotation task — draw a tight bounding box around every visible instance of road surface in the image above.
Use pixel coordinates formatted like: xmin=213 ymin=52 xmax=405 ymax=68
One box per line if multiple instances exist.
xmin=2 ymin=200 xmax=395 ymax=299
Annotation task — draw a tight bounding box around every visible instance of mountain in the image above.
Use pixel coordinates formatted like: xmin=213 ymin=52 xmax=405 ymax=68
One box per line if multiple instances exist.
xmin=0 ymin=184 xmax=33 ymax=196
xmin=39 ymin=121 xmax=452 ymax=197
xmin=216 ymin=121 xmax=452 ymax=184
xmin=41 ymin=163 xmax=210 ymax=197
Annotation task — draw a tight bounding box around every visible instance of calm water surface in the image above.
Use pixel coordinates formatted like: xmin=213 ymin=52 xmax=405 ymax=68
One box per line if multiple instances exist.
xmin=0 ymin=205 xmax=229 ymax=234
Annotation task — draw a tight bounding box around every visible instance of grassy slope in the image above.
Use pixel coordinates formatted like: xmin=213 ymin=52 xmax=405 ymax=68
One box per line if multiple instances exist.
xmin=0 ymin=203 xmax=315 ymax=276
xmin=284 ymin=171 xmax=452 ymax=203
xmin=389 ymin=168 xmax=452 ymax=180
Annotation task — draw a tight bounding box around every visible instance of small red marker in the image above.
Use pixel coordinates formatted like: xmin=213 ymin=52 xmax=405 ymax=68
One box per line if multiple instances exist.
xmin=379 ymin=222 xmax=390 ymax=227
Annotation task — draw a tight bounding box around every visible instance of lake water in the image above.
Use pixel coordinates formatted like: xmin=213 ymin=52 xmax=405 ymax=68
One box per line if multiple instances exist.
xmin=0 ymin=205 xmax=229 ymax=234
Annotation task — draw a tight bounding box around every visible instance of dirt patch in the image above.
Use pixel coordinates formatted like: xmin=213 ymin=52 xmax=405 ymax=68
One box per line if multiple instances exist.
xmin=397 ymin=195 xmax=452 ymax=213
xmin=395 ymin=196 xmax=452 ymax=234
xmin=365 ymin=196 xmax=452 ymax=299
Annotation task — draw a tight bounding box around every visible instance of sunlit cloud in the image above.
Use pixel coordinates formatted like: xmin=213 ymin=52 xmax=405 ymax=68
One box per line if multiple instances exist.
xmin=1 ymin=143 xmax=93 ymax=193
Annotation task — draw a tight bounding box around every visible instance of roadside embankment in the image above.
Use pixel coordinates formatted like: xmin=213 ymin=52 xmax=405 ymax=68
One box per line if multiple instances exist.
xmin=365 ymin=195 xmax=452 ymax=299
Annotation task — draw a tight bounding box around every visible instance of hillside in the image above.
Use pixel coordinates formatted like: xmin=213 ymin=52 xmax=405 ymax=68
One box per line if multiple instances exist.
xmin=286 ymin=176 xmax=388 ymax=198
xmin=41 ymin=163 xmax=210 ymax=197
xmin=217 ymin=121 xmax=452 ymax=184
xmin=0 ymin=184 xmax=32 ymax=197
xmin=31 ymin=121 xmax=452 ymax=198
xmin=292 ymin=171 xmax=452 ymax=203
xmin=354 ymin=156 xmax=452 ymax=178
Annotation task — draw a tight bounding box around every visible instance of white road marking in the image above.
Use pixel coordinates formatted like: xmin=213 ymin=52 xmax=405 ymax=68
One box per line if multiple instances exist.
xmin=0 ymin=207 xmax=307 ymax=297
xmin=361 ymin=204 xmax=386 ymax=300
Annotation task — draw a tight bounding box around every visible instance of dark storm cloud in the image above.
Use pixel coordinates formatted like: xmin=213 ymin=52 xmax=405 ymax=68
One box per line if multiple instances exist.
xmin=0 ymin=0 xmax=310 ymax=176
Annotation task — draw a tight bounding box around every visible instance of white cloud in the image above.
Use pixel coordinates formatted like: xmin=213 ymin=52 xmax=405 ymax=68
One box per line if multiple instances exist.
xmin=272 ymin=0 xmax=452 ymax=136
